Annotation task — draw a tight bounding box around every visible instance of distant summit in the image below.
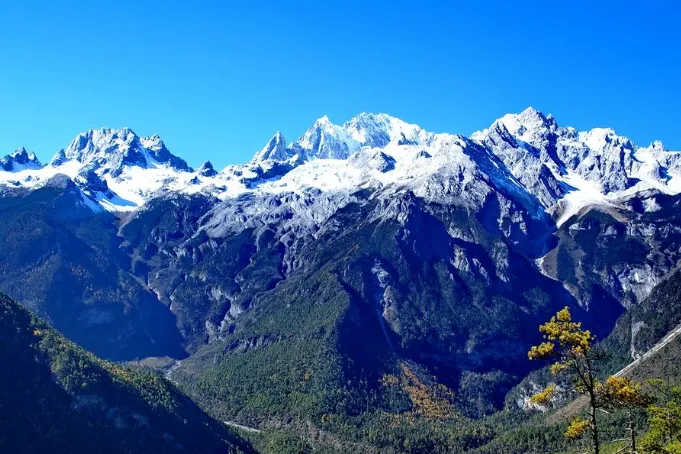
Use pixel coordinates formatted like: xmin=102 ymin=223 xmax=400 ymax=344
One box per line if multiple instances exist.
xmin=0 ymin=147 xmax=42 ymax=172
xmin=0 ymin=108 xmax=678 ymax=219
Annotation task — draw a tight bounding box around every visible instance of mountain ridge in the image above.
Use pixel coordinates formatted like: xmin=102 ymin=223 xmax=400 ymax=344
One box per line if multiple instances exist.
xmin=2 ymin=108 xmax=679 ymax=221
xmin=0 ymin=292 xmax=253 ymax=453
xmin=3 ymin=109 xmax=681 ymax=452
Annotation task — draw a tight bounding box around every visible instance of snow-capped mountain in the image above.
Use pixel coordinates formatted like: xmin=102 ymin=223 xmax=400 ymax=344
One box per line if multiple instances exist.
xmin=1 ymin=108 xmax=679 ymax=224
xmin=0 ymin=147 xmax=42 ymax=172
xmin=252 ymin=112 xmax=435 ymax=165
xmin=49 ymin=128 xmax=191 ymax=174
xmin=252 ymin=131 xmax=289 ymax=162
xmin=1 ymin=128 xmax=205 ymax=210
xmin=4 ymin=108 xmax=681 ymax=421
xmin=473 ymin=107 xmax=681 ymax=225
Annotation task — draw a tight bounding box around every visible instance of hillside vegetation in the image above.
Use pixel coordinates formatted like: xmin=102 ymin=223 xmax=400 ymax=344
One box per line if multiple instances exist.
xmin=0 ymin=293 xmax=252 ymax=454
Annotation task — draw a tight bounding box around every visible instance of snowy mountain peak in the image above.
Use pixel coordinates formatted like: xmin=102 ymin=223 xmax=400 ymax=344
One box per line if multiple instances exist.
xmin=1 ymin=109 xmax=679 ymax=222
xmin=253 ymin=131 xmax=289 ymax=162
xmin=496 ymin=106 xmax=557 ymax=142
xmin=486 ymin=118 xmax=517 ymax=142
xmin=51 ymin=128 xmax=191 ymax=176
xmin=344 ymin=112 xmax=428 ymax=148
xmin=140 ymin=133 xmax=165 ymax=151
xmin=11 ymin=147 xmax=39 ymax=162
xmin=12 ymin=146 xmax=30 ymax=157
xmin=0 ymin=147 xmax=42 ymax=172
xmin=518 ymin=106 xmax=549 ymax=121
xmin=650 ymin=140 xmax=666 ymax=151
xmin=278 ymin=112 xmax=433 ymax=164
xmin=253 ymin=113 xmax=433 ymax=165
xmin=60 ymin=127 xmax=141 ymax=163
xmin=198 ymin=161 xmax=218 ymax=177
xmin=294 ymin=115 xmax=359 ymax=160
xmin=578 ymin=127 xmax=633 ymax=153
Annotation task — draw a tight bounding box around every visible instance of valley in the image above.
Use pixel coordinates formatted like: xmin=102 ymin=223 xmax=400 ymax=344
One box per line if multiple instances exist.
xmin=2 ymin=108 xmax=681 ymax=453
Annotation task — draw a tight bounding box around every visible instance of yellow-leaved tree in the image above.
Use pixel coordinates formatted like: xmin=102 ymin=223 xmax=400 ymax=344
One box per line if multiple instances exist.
xmin=528 ymin=307 xmax=605 ymax=454
xmin=600 ymin=376 xmax=653 ymax=454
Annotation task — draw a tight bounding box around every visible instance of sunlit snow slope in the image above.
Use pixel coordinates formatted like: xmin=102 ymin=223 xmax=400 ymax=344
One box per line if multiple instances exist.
xmin=2 ymin=108 xmax=679 ymax=225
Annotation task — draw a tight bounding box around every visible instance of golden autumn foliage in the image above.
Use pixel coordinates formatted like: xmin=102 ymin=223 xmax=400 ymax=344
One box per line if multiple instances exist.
xmin=600 ymin=376 xmax=652 ymax=409
xmin=643 ymin=380 xmax=681 ymax=452
xmin=599 ymin=376 xmax=653 ymax=454
xmin=380 ymin=362 xmax=457 ymax=421
xmin=527 ymin=307 xmax=599 ymax=410
xmin=528 ymin=307 xmax=592 ymax=361
xmin=528 ymin=341 xmax=555 ymax=360
xmin=528 ymin=306 xmax=604 ymax=454
xmin=380 ymin=373 xmax=400 ymax=387
xmin=529 ymin=384 xmax=556 ymax=407
xmin=565 ymin=417 xmax=589 ymax=439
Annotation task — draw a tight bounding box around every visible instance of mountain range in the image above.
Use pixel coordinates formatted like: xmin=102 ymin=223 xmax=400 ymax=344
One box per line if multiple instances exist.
xmin=3 ymin=108 xmax=679 ymax=218
xmin=2 ymin=108 xmax=681 ymax=452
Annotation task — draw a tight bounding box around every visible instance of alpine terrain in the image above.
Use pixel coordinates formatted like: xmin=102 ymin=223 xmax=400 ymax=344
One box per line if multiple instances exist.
xmin=2 ymin=107 xmax=681 ymax=452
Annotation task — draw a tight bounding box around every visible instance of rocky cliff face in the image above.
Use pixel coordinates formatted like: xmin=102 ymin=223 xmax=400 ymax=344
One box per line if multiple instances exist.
xmin=1 ymin=108 xmax=680 ymax=417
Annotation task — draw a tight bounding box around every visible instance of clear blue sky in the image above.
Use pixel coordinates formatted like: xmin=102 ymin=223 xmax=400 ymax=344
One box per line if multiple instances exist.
xmin=1 ymin=1 xmax=679 ymax=168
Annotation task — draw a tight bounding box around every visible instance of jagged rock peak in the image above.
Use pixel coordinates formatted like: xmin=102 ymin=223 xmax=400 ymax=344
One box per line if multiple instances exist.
xmin=64 ymin=127 xmax=137 ymax=158
xmin=50 ymin=128 xmax=191 ymax=173
xmin=198 ymin=160 xmax=218 ymax=177
xmin=253 ymin=131 xmax=289 ymax=162
xmin=649 ymin=140 xmax=666 ymax=151
xmin=343 ymin=112 xmax=428 ymax=148
xmin=0 ymin=147 xmax=43 ymax=171
xmin=295 ymin=115 xmax=358 ymax=160
xmin=253 ymin=112 xmax=432 ymax=163
xmin=496 ymin=106 xmax=558 ymax=140
xmin=10 ymin=146 xmax=35 ymax=159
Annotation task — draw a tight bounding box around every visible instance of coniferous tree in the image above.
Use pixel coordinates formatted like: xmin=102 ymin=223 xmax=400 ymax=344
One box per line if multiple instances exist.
xmin=600 ymin=376 xmax=654 ymax=454
xmin=528 ymin=307 xmax=605 ymax=454
xmin=641 ymin=381 xmax=681 ymax=453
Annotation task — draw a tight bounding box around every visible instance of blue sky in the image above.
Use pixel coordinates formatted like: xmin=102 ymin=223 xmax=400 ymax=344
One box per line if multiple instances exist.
xmin=0 ymin=1 xmax=679 ymax=168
